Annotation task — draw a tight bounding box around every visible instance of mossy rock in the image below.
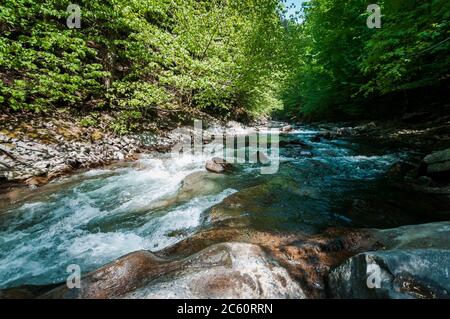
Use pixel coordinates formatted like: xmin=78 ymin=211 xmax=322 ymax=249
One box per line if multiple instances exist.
xmin=91 ymin=130 xmax=103 ymax=141
xmin=57 ymin=127 xmax=81 ymax=140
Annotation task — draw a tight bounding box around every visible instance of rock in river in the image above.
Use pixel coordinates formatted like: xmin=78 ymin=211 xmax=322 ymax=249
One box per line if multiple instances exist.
xmin=329 ymin=222 xmax=450 ymax=299
xmin=329 ymin=249 xmax=450 ymax=299
xmin=423 ymin=148 xmax=450 ymax=178
xmin=41 ymin=243 xmax=305 ymax=299
xmin=176 ymin=171 xmax=225 ymax=202
xmin=281 ymin=125 xmax=294 ymax=133
xmin=205 ymin=157 xmax=232 ymax=174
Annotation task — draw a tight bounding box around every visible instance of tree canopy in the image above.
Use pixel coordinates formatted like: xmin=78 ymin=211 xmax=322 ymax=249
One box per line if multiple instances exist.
xmin=1 ymin=0 xmax=449 ymax=130
xmin=281 ymin=0 xmax=450 ymax=119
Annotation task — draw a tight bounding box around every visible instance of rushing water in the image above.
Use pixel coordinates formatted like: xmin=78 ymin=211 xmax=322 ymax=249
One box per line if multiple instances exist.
xmin=0 ymin=125 xmax=446 ymax=289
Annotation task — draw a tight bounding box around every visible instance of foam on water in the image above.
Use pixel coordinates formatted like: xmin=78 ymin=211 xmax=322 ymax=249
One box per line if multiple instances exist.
xmin=135 ymin=188 xmax=237 ymax=251
xmin=0 ymin=151 xmax=234 ymax=288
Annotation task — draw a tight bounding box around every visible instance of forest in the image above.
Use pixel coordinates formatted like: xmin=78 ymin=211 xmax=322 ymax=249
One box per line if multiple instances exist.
xmin=1 ymin=0 xmax=449 ymax=131
xmin=1 ymin=0 xmax=450 ymax=302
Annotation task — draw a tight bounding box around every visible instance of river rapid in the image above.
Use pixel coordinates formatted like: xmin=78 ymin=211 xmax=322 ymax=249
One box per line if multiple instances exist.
xmin=0 ymin=123 xmax=446 ymax=292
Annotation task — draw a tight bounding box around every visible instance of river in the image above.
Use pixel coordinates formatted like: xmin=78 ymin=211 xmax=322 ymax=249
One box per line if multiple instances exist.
xmin=0 ymin=124 xmax=446 ymax=291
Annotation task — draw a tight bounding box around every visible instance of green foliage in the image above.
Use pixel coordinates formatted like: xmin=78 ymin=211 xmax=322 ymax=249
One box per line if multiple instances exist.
xmin=79 ymin=115 xmax=98 ymax=128
xmin=281 ymin=0 xmax=450 ymax=119
xmin=0 ymin=0 xmax=286 ymax=130
xmin=360 ymin=0 xmax=450 ymax=95
xmin=3 ymin=0 xmax=445 ymax=124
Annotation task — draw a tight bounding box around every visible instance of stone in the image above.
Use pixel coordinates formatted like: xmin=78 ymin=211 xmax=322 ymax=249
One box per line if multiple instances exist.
xmin=114 ymin=151 xmax=125 ymax=161
xmin=423 ymin=148 xmax=450 ymax=175
xmin=0 ymin=284 xmax=59 ymax=299
xmin=158 ymin=226 xmax=376 ymax=299
xmin=376 ymin=222 xmax=450 ymax=250
xmin=427 ymin=161 xmax=450 ymax=174
xmin=25 ymin=176 xmax=49 ymax=188
xmin=205 ymin=157 xmax=232 ymax=174
xmin=329 ymin=250 xmax=450 ymax=299
xmin=177 ymin=171 xmax=224 ymax=201
xmin=47 ymin=164 xmax=72 ymax=179
xmin=329 ymin=222 xmax=450 ymax=299
xmin=386 ymin=161 xmax=415 ymax=179
xmin=65 ymin=158 xmax=81 ymax=169
xmin=281 ymin=125 xmax=293 ymax=133
xmin=225 ymin=121 xmax=245 ymax=131
xmin=40 ymin=243 xmax=305 ymax=299
xmin=415 ymin=175 xmax=433 ymax=186
xmin=207 ymin=177 xmax=318 ymax=226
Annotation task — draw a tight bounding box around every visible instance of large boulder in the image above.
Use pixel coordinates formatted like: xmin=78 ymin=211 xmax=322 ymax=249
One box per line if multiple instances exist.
xmin=176 ymin=171 xmax=224 ymax=202
xmin=40 ymin=243 xmax=305 ymax=299
xmin=159 ymin=226 xmax=377 ymax=299
xmin=329 ymin=222 xmax=450 ymax=299
xmin=423 ymin=148 xmax=450 ymax=177
xmin=205 ymin=157 xmax=232 ymax=174
xmin=376 ymin=222 xmax=450 ymax=250
xmin=329 ymin=249 xmax=450 ymax=299
xmin=124 ymin=243 xmax=305 ymax=299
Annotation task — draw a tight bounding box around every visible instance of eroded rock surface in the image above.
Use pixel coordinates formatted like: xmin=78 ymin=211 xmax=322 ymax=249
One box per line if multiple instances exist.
xmin=329 ymin=222 xmax=450 ymax=299
xmin=205 ymin=158 xmax=233 ymax=174
xmin=41 ymin=243 xmax=305 ymax=299
xmin=329 ymin=250 xmax=450 ymax=299
xmin=423 ymin=148 xmax=450 ymax=176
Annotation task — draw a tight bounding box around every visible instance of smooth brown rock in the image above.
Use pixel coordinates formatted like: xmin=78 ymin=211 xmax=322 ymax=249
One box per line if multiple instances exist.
xmin=25 ymin=176 xmax=49 ymax=187
xmin=160 ymin=227 xmax=376 ymax=298
xmin=41 ymin=251 xmax=171 ymax=299
xmin=205 ymin=157 xmax=232 ymax=174
xmin=281 ymin=125 xmax=294 ymax=133
xmin=423 ymin=148 xmax=450 ymax=176
xmin=40 ymin=243 xmax=305 ymax=299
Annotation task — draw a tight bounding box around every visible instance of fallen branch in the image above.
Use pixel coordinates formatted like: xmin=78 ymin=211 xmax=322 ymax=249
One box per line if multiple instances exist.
xmin=0 ymin=161 xmax=11 ymax=170
xmin=15 ymin=145 xmax=49 ymax=155
xmin=0 ymin=147 xmax=34 ymax=167
xmin=0 ymin=148 xmax=16 ymax=161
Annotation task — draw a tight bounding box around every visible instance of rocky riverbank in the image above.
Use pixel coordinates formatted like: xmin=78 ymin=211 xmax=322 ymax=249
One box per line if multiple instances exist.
xmin=0 ymin=112 xmax=147 ymax=189
xmin=0 ymin=112 xmax=258 ymax=191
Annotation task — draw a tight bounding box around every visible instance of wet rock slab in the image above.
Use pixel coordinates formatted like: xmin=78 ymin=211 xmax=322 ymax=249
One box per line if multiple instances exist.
xmin=329 ymin=222 xmax=450 ymax=299
xmin=329 ymin=249 xmax=450 ymax=299
xmin=423 ymin=148 xmax=450 ymax=176
xmin=205 ymin=158 xmax=233 ymax=174
xmin=41 ymin=243 xmax=305 ymax=299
